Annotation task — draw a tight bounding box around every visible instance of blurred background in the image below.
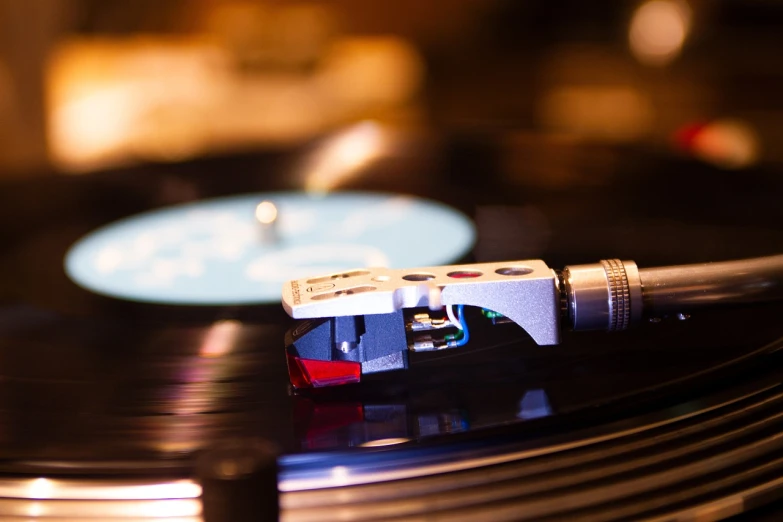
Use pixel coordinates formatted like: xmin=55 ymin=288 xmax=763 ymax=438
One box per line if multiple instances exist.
xmin=0 ymin=0 xmax=780 ymax=179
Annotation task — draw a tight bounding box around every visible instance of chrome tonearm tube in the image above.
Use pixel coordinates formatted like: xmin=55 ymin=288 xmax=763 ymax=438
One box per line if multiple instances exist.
xmin=281 ymin=255 xmax=783 ymax=388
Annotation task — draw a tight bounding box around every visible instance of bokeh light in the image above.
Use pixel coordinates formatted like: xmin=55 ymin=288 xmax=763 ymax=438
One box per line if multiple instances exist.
xmin=629 ymin=0 xmax=692 ymax=66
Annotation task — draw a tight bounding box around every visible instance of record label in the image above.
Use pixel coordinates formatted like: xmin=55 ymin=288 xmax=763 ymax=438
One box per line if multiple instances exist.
xmin=64 ymin=192 xmax=475 ymax=305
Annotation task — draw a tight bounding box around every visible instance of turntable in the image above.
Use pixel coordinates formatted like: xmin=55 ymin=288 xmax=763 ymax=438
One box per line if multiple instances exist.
xmin=1 ymin=0 xmax=783 ymax=517
xmin=1 ymin=125 xmax=782 ymax=521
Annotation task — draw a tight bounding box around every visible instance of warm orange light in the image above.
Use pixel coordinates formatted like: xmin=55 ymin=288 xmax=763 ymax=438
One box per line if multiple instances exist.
xmin=46 ymin=38 xmax=228 ymax=172
xmin=539 ymin=85 xmax=654 ymax=142
xmin=317 ymin=37 xmax=424 ymax=106
xmin=629 ymin=0 xmax=692 ymax=66
xmin=199 ymin=319 xmax=242 ymax=358
xmin=359 ymin=437 xmax=410 ymax=447
xmin=684 ymin=119 xmax=761 ymax=169
xmin=304 ymin=121 xmax=389 ymax=193
xmin=46 ymin=32 xmax=423 ymax=172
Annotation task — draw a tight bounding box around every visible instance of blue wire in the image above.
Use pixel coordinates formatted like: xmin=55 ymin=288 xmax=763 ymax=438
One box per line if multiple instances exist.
xmin=454 ymin=304 xmax=470 ymax=346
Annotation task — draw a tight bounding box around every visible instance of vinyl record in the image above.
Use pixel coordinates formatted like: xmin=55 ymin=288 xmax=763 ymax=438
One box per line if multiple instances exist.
xmin=1 ymin=138 xmax=782 ymax=521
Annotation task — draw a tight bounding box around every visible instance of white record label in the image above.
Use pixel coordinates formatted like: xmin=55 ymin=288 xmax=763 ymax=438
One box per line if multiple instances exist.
xmin=64 ymin=192 xmax=475 ymax=305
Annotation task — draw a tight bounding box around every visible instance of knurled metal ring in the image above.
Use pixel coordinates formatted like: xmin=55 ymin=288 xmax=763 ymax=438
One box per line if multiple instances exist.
xmin=600 ymin=259 xmax=631 ymax=331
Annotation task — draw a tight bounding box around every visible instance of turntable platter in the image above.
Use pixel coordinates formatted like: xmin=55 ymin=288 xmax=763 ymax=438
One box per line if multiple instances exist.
xmin=1 ymin=140 xmax=782 ymax=520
